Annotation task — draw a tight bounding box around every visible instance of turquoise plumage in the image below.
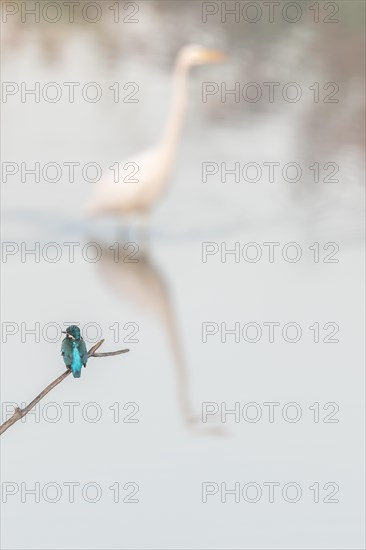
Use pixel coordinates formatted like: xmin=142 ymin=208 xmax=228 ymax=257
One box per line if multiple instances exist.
xmin=71 ymin=340 xmax=83 ymax=378
xmin=61 ymin=325 xmax=88 ymax=378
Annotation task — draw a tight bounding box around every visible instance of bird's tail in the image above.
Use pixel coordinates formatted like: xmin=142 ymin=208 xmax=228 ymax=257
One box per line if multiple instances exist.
xmin=72 ymin=368 xmax=81 ymax=378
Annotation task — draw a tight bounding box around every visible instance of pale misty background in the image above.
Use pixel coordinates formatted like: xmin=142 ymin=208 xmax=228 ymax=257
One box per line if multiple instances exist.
xmin=1 ymin=1 xmax=365 ymax=549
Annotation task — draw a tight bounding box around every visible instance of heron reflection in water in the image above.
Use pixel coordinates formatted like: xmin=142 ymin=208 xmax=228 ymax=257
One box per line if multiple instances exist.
xmin=95 ymin=242 xmax=226 ymax=436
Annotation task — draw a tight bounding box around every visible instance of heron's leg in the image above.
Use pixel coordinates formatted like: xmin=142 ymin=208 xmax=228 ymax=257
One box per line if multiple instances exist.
xmin=126 ymin=223 xmax=134 ymax=243
xmin=116 ymin=218 xmax=131 ymax=243
xmin=137 ymin=210 xmax=150 ymax=254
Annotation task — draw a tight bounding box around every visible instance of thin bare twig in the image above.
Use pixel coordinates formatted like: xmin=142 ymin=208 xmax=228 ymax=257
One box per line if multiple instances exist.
xmin=0 ymin=340 xmax=129 ymax=435
xmin=92 ymin=350 xmax=130 ymax=357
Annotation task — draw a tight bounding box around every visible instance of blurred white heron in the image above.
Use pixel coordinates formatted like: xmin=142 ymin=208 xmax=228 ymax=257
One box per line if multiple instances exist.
xmin=85 ymin=45 xmax=226 ymax=225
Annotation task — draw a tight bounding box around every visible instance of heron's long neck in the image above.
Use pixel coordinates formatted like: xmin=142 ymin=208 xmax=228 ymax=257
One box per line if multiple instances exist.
xmin=160 ymin=60 xmax=189 ymax=160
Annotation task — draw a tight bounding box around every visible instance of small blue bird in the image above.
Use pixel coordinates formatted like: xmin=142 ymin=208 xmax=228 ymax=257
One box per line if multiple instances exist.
xmin=61 ymin=325 xmax=88 ymax=378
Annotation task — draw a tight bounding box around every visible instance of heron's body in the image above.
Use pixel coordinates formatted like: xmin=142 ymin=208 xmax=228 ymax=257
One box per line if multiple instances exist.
xmin=87 ymin=146 xmax=173 ymax=217
xmin=85 ymin=45 xmax=226 ymax=221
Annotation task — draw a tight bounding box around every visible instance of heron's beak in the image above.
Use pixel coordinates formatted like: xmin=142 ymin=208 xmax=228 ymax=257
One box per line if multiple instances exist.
xmin=200 ymin=49 xmax=227 ymax=63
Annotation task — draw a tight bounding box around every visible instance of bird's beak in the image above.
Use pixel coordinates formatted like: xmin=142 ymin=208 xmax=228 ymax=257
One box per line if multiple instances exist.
xmin=200 ymin=49 xmax=228 ymax=63
xmin=62 ymin=331 xmax=74 ymax=339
